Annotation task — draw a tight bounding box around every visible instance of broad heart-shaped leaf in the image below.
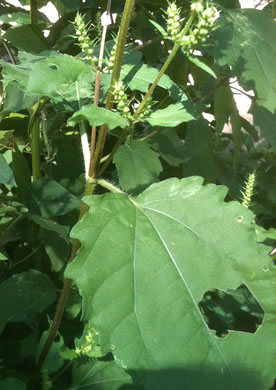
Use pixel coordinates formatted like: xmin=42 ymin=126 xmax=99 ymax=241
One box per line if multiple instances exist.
xmin=113 ymin=141 xmax=162 ymax=193
xmin=145 ymin=102 xmax=200 ymax=127
xmin=68 ymin=104 xmax=128 ymax=131
xmin=207 ymin=9 xmax=276 ymax=113
xmin=65 ymin=177 xmax=276 ymax=390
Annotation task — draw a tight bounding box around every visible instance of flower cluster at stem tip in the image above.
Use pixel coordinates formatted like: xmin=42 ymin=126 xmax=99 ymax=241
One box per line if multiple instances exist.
xmin=166 ymin=1 xmax=215 ymax=52
xmin=113 ymin=80 xmax=132 ymax=119
xmin=73 ymin=12 xmax=95 ymax=63
xmin=241 ymin=171 xmax=256 ymax=209
xmin=113 ymin=81 xmax=153 ymax=121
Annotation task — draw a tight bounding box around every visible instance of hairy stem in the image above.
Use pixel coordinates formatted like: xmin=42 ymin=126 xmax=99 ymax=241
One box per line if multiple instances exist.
xmin=92 ymin=0 xmax=136 ymax=177
xmin=89 ymin=0 xmax=112 ymax=176
xmin=98 ymin=127 xmax=129 ymax=176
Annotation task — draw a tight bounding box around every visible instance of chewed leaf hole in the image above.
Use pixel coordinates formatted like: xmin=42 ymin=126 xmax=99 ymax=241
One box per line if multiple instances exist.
xmin=48 ymin=64 xmax=58 ymax=70
xmin=198 ymin=284 xmax=264 ymax=338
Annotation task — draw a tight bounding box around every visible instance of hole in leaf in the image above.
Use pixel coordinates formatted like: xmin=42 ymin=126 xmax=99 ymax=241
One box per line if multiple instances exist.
xmin=198 ymin=284 xmax=264 ymax=338
xmin=48 ymin=64 xmax=58 ymax=70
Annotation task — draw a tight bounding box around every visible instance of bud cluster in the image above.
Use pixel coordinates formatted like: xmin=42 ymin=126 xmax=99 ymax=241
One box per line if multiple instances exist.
xmin=180 ymin=2 xmax=215 ymax=52
xmin=112 ymin=80 xmax=132 ymax=119
xmin=136 ymin=97 xmax=153 ymax=121
xmin=105 ymin=36 xmax=118 ymax=73
xmin=166 ymin=2 xmax=183 ymax=42
xmin=74 ymin=12 xmax=95 ymax=63
xmin=75 ymin=328 xmax=100 ymax=357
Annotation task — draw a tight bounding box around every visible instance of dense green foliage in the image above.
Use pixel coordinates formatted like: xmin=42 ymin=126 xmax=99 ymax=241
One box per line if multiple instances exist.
xmin=0 ymin=0 xmax=276 ymax=389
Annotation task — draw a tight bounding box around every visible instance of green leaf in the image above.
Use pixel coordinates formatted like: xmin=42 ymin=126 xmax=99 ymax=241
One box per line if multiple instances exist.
xmin=27 ymin=213 xmax=70 ymax=242
xmin=214 ymin=86 xmax=233 ymax=135
xmin=188 ymin=56 xmax=217 ymax=79
xmin=68 ymin=104 xmax=128 ymax=131
xmin=0 ymin=154 xmax=16 ymax=186
xmin=71 ymin=360 xmax=133 ymax=390
xmin=1 ymin=54 xmax=95 ymax=106
xmin=149 ymin=20 xmax=169 ymax=39
xmin=147 ymin=129 xmax=185 ymax=167
xmin=0 ymin=252 xmax=8 ymax=261
xmin=121 ymin=63 xmax=184 ymax=98
xmin=25 ymin=177 xmax=82 ymax=218
xmin=113 ymin=141 xmax=162 ymax=193
xmin=208 ymin=9 xmax=276 ymax=113
xmin=0 ymin=378 xmax=26 ymax=390
xmin=3 ymin=82 xmax=37 ymax=112
xmin=37 ymin=330 xmax=64 ymax=374
xmin=0 ymin=270 xmax=56 ymax=322
xmin=250 ymin=104 xmax=276 ymax=151
xmin=4 ymin=24 xmax=49 ymax=54
xmin=146 ymin=102 xmax=198 ymax=127
xmin=65 ymin=177 xmax=276 ymax=390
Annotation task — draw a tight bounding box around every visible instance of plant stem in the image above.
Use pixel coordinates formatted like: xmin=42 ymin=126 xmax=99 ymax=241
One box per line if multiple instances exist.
xmin=98 ymin=127 xmax=129 ymax=176
xmin=88 ymin=0 xmax=112 ymax=177
xmin=29 ymin=103 xmax=41 ymax=182
xmin=30 ymin=0 xmax=38 ymax=25
xmin=1 ymin=39 xmax=16 ymax=64
xmin=92 ymin=0 xmax=136 ymax=178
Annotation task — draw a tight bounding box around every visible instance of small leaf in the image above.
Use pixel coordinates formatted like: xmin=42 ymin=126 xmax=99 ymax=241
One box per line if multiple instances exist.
xmin=25 ymin=177 xmax=82 ymax=218
xmin=149 ymin=19 xmax=169 ymax=39
xmin=188 ymin=56 xmax=217 ymax=79
xmin=146 ymin=102 xmax=198 ymax=127
xmin=113 ymin=141 xmax=162 ymax=193
xmin=68 ymin=104 xmax=128 ymax=131
xmin=0 ymin=154 xmax=16 ymax=187
xmin=147 ymin=129 xmax=185 ymax=167
xmin=214 ymin=86 xmax=233 ymax=135
xmin=0 ymin=270 xmax=56 ymax=322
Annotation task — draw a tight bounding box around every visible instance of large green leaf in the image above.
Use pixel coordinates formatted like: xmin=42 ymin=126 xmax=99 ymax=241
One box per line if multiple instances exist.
xmin=145 ymin=102 xmax=199 ymax=127
xmin=113 ymin=140 xmax=162 ymax=193
xmin=1 ymin=54 xmax=95 ymax=105
xmin=65 ymin=177 xmax=276 ymax=390
xmin=68 ymin=104 xmax=128 ymax=131
xmin=208 ymin=9 xmax=276 ymax=113
xmin=0 ymin=270 xmax=56 ymax=322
